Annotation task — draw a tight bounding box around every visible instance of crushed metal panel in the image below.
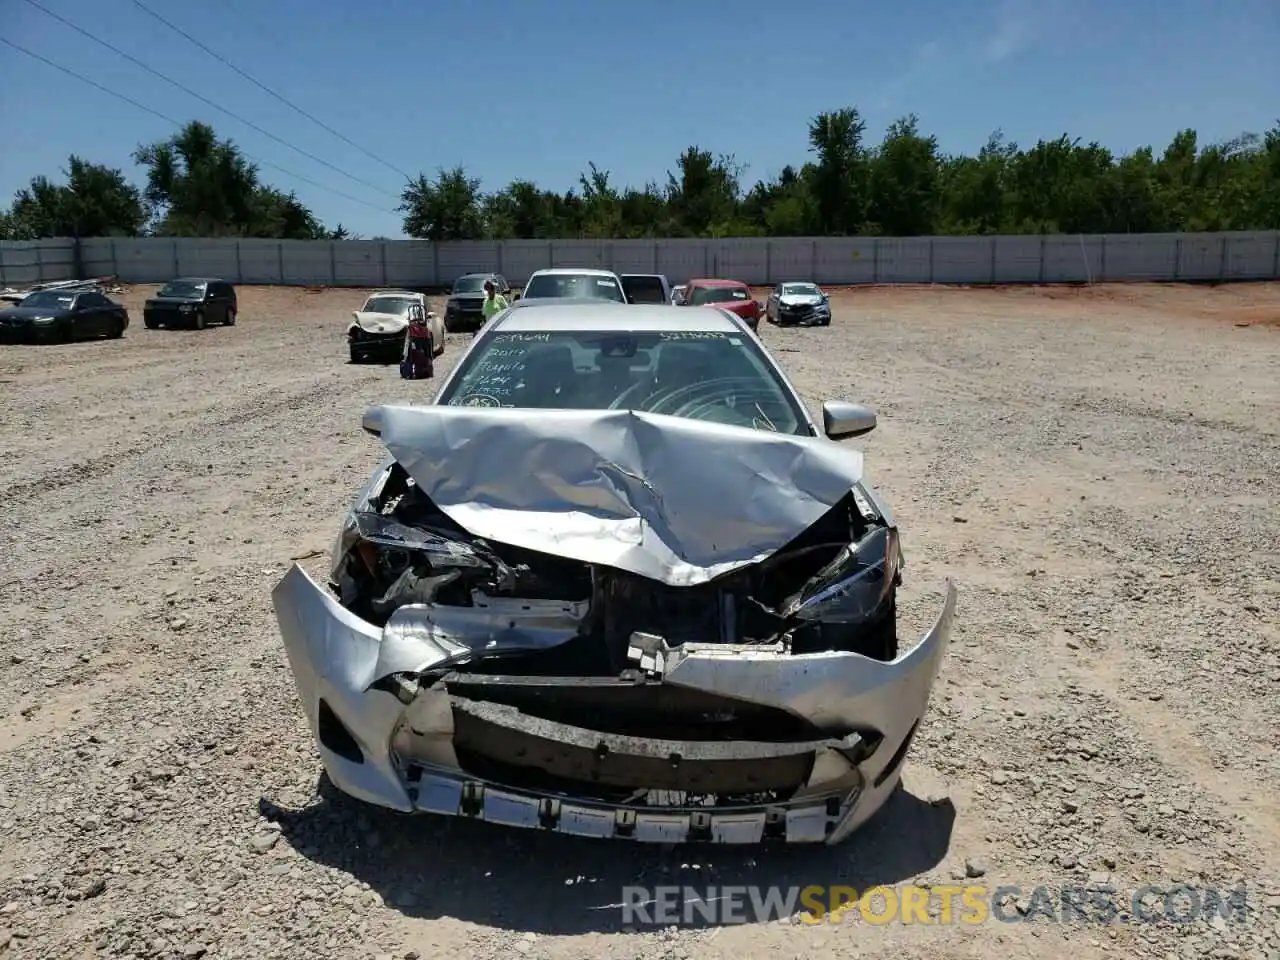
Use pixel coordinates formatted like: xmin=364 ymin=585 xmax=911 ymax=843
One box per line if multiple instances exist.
xmin=372 ymin=404 xmax=865 ymax=587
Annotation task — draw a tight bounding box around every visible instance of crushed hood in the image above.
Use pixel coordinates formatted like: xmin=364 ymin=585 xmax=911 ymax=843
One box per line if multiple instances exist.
xmin=352 ymin=311 xmax=409 ymax=334
xmin=780 ymin=295 xmax=824 ymax=307
xmin=368 ymin=404 xmax=865 ymax=587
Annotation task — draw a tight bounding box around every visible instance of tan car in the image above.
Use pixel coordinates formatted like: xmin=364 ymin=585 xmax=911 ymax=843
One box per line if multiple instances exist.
xmin=347 ymin=290 xmax=445 ymax=364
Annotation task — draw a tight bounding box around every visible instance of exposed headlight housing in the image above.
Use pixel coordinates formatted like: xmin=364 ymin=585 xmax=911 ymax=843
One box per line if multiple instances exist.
xmin=787 ymin=526 xmax=900 ymax=624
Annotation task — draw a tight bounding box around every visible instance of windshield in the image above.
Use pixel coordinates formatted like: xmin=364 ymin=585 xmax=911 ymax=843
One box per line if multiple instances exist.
xmin=157 ymin=281 xmax=206 ymax=299
xmin=362 ymin=296 xmax=415 ymax=315
xmin=438 ymin=329 xmax=808 ymax=436
xmin=782 ymin=283 xmax=821 ymax=296
xmin=522 ymin=273 xmax=626 ymax=302
xmin=452 ymin=276 xmax=489 ymax=294
xmin=621 ymin=276 xmax=667 ymax=304
xmin=21 ymin=291 xmax=75 ymax=310
xmin=689 ymin=285 xmax=750 ymax=305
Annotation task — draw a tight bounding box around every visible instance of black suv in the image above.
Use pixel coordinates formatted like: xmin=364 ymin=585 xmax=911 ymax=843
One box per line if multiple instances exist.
xmin=143 ymin=278 xmax=238 ymax=330
xmin=443 ymin=273 xmax=510 ymax=332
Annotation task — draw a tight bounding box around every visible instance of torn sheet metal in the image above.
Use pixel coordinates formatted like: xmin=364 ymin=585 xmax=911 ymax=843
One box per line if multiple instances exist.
xmin=369 ymin=404 xmax=866 ymax=588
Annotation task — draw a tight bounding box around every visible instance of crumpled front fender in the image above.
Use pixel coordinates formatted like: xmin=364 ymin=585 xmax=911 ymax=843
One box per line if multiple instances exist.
xmin=272 ymin=565 xmax=413 ymax=810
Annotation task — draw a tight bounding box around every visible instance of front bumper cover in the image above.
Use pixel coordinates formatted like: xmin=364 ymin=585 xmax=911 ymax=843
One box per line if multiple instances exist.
xmin=272 ymin=564 xmax=956 ymax=845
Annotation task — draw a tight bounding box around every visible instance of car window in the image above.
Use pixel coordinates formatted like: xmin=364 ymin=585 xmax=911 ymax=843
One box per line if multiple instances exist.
xmin=78 ymin=292 xmax=109 ymax=307
xmin=452 ymin=276 xmax=489 ymax=294
xmin=157 ymin=280 xmax=207 ymax=298
xmin=437 ymin=329 xmax=807 ymax=436
xmin=363 ymin=296 xmax=415 ymax=315
xmin=20 ymin=291 xmax=75 ymax=310
xmin=523 ymin=274 xmax=626 ymax=302
xmin=782 ymin=283 xmax=821 ymax=296
xmin=621 ymin=276 xmax=668 ymax=304
xmin=689 ymin=285 xmax=750 ymax=305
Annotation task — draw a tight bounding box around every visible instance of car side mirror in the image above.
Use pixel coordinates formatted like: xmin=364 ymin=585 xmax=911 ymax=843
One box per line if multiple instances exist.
xmin=822 ymin=400 xmax=876 ymax=439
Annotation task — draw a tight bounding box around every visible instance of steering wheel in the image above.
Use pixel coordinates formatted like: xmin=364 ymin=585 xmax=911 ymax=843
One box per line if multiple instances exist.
xmin=609 ymin=376 xmax=785 ymax=429
xmin=645 ymin=376 xmax=764 ymax=416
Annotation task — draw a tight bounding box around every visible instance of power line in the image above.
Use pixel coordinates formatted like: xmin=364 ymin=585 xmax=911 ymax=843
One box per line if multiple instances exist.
xmin=0 ymin=36 xmax=398 ymax=215
xmin=131 ymin=0 xmax=414 ymax=182
xmin=18 ymin=0 xmax=400 ymax=201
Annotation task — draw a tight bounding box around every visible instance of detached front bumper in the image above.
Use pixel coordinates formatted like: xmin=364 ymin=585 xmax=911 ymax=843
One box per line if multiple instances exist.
xmin=348 ymin=330 xmax=405 ymax=361
xmin=272 ymin=564 xmax=955 ymax=845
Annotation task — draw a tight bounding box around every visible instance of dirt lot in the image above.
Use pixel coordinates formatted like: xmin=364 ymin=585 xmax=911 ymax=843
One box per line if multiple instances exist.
xmin=1 ymin=281 xmax=1278 ymax=960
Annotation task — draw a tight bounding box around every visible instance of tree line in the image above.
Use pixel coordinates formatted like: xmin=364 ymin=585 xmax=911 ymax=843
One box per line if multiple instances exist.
xmin=3 ymin=112 xmax=1278 ymax=242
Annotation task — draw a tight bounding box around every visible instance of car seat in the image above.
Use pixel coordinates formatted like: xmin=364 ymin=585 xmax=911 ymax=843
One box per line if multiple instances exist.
xmin=654 ymin=342 xmax=714 ymax=392
xmin=517 ymin=344 xmax=577 ymax=406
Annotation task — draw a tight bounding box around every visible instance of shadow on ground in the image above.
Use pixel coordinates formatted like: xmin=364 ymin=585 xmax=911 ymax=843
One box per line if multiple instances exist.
xmin=261 ymin=776 xmax=955 ymax=934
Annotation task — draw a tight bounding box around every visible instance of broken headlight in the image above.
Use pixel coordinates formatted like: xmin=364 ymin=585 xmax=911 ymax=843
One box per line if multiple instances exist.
xmin=784 ymin=526 xmax=900 ymax=623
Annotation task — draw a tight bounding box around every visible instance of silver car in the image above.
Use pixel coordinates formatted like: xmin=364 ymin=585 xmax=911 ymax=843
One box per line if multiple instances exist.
xmin=765 ymin=281 xmax=832 ymax=326
xmin=273 ymin=302 xmax=955 ymax=845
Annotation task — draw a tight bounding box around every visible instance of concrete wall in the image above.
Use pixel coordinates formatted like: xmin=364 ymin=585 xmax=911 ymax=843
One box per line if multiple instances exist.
xmin=0 ymin=238 xmax=78 ymax=286
xmin=3 ymin=232 xmax=1278 ymax=288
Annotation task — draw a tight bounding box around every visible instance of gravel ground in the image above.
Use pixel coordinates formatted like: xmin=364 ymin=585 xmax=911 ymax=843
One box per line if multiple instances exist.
xmin=1 ymin=281 xmax=1278 ymax=960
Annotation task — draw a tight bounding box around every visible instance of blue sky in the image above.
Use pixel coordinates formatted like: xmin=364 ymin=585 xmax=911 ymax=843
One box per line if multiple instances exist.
xmin=2 ymin=0 xmax=1277 ymax=238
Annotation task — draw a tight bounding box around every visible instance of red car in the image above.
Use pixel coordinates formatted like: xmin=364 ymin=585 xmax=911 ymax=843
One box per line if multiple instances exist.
xmin=680 ymin=279 xmax=762 ymax=330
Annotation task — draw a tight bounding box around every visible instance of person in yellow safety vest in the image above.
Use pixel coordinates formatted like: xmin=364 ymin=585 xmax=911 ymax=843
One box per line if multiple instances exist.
xmin=480 ymin=278 xmax=509 ymax=325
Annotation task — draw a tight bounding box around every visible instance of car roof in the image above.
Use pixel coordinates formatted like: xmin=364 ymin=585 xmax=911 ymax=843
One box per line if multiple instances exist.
xmin=366 ymin=289 xmax=421 ymax=297
xmin=687 ymin=278 xmax=747 ymax=287
xmin=455 ymin=272 xmax=499 ymax=280
xmin=171 ymin=277 xmax=223 ymax=283
xmin=493 ymin=302 xmax=742 ymax=333
xmin=528 ymin=267 xmax=618 ymax=278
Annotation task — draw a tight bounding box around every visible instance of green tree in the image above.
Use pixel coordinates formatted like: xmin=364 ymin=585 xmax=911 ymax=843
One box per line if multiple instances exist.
xmin=9 ymin=109 xmax=1278 ymax=242
xmin=3 ymin=155 xmax=147 ymax=239
xmin=867 ymin=115 xmax=942 ymax=235
xmin=399 ymin=165 xmax=485 ymax=240
xmin=133 ymin=121 xmax=325 ymax=238
xmin=665 ymin=147 xmax=743 ymax=236
xmin=806 ymin=108 xmax=869 ymax=234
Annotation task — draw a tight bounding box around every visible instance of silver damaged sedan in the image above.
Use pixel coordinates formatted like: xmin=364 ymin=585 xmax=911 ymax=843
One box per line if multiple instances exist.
xmin=273 ymin=301 xmax=956 ymax=845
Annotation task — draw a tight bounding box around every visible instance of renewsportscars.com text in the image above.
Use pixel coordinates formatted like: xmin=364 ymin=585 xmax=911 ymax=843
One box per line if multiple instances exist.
xmin=619 ymin=883 xmax=1252 ymax=926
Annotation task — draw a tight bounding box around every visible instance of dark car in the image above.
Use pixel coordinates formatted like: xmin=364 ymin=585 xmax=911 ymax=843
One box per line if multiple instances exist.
xmin=143 ymin=278 xmax=237 ymax=330
xmin=443 ymin=273 xmax=510 ymax=333
xmin=620 ymin=274 xmax=673 ymax=304
xmin=0 ymin=289 xmax=129 ymax=343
